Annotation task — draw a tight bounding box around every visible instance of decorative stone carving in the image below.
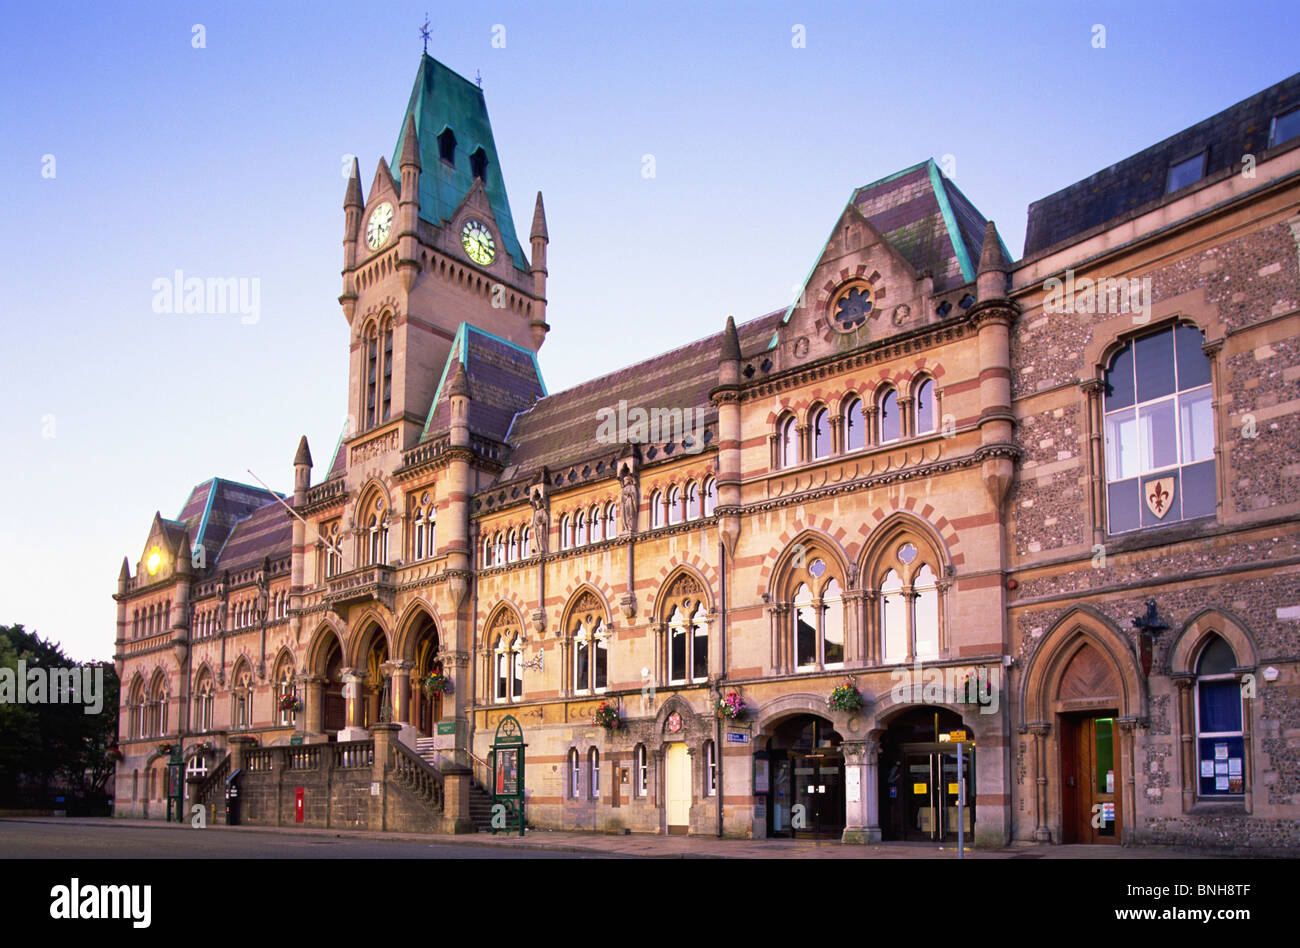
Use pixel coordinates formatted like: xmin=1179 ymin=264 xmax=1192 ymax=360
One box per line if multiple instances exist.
xmin=619 ymin=470 xmax=639 ymax=536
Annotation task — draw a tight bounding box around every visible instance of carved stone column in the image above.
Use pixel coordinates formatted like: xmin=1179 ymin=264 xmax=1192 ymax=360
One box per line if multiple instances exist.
xmin=1029 ymin=722 xmax=1051 ymax=842
xmin=338 ymin=669 xmax=368 ymax=742
xmin=1081 ymin=379 xmax=1106 ymax=546
xmin=1117 ymin=716 xmax=1141 ymax=845
xmin=1173 ymin=674 xmax=1196 ymax=813
xmin=840 ymin=740 xmax=879 ymax=844
xmin=386 ymin=658 xmax=417 ymax=750
xmin=298 ymin=673 xmax=323 ymax=740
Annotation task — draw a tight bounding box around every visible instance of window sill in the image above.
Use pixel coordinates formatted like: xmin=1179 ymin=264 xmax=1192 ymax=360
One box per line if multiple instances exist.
xmin=1186 ymin=800 xmax=1248 ymax=815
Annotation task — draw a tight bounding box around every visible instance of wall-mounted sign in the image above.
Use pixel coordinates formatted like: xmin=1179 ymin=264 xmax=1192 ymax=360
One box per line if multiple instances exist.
xmin=725 ymin=732 xmax=749 ymax=744
xmin=437 ymin=721 xmax=455 ymax=735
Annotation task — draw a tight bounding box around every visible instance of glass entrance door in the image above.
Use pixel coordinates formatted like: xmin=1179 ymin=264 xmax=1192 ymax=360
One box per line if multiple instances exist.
xmin=902 ymin=746 xmax=973 ymax=842
xmin=791 ymin=753 xmax=845 ymax=838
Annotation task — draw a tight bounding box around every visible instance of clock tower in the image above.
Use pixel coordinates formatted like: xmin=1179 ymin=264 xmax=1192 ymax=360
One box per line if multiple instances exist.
xmin=339 ymin=53 xmax=549 ymax=452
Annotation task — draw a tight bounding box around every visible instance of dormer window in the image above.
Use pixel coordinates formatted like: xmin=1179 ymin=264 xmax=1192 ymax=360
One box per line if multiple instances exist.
xmin=1271 ymin=106 xmax=1300 ymax=148
xmin=437 ymin=127 xmax=456 ymax=165
xmin=469 ymin=147 xmax=488 ymax=182
xmin=1166 ymin=151 xmax=1205 ymax=193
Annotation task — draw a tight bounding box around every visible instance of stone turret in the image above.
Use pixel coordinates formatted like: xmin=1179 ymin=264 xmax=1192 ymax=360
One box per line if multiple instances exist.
xmin=341 ymin=157 xmax=364 ymax=319
xmin=712 ymin=315 xmax=743 ymax=560
xmin=529 ymin=191 xmax=550 ymax=349
xmin=397 ymin=114 xmax=422 ymax=292
xmin=969 ymin=220 xmax=1018 ymax=510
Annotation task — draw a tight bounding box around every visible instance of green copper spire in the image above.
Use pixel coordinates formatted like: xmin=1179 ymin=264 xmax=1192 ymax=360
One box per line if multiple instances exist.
xmin=392 ymin=54 xmax=528 ymax=272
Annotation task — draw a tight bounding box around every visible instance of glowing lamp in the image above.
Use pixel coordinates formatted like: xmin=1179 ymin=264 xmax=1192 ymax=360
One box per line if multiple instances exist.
xmin=146 ymin=549 xmax=162 ymax=575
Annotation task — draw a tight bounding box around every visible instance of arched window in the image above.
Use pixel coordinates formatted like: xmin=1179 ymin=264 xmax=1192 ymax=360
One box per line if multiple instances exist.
xmin=879 ymin=388 xmax=900 ymax=443
xmin=148 ymin=673 xmax=168 ymax=737
xmin=704 ymin=740 xmax=717 ymax=796
xmin=650 ymin=491 xmax=664 ymax=529
xmin=569 ymin=748 xmax=581 ymax=799
xmin=275 ymin=660 xmax=295 ymax=727
xmin=915 ymin=378 xmax=937 ymax=435
xmin=494 ymin=532 xmax=506 ymax=565
xmin=780 ymin=415 xmax=799 ymax=468
xmin=324 ymin=522 xmax=342 ymax=578
xmin=411 ymin=493 xmax=433 ymax=561
xmin=193 ymin=671 xmax=214 ymax=733
xmin=573 ymin=616 xmax=608 ymax=693
xmin=487 ymin=608 xmax=524 ymax=703
xmin=820 ymin=578 xmax=845 ymax=665
xmin=812 ymin=407 xmax=830 ymax=458
xmin=575 ymin=510 xmax=588 ymax=546
xmin=794 ymin=583 xmax=816 ymax=668
xmin=589 ymin=505 xmax=604 ymax=542
xmin=703 ymin=478 xmax=716 ymax=516
xmin=663 ymin=573 xmax=710 ymax=684
xmin=357 ymin=489 xmax=389 ymax=567
xmin=634 ymin=744 xmax=648 ymax=797
xmin=482 ymin=536 xmax=494 ymax=567
xmin=128 ymin=678 xmax=145 ymax=740
xmin=559 ymin=515 xmax=572 ymax=550
xmin=786 ymin=554 xmax=846 ymax=670
xmin=589 ymin=747 xmax=600 ymax=799
xmin=1195 ymin=636 xmax=1243 ymax=797
xmin=521 ymin=526 xmax=531 ymax=559
xmin=1103 ymin=323 xmax=1215 ymax=534
xmin=667 ymin=486 xmax=683 ymax=525
xmin=494 ymin=635 xmax=510 ymax=702
xmin=233 ymin=666 xmax=253 ymax=730
xmin=604 ymin=503 xmax=617 ymax=539
xmin=844 ymin=397 xmax=865 ymax=451
xmin=685 ymin=482 xmax=700 ymax=520
xmin=876 ymin=539 xmax=943 ymax=663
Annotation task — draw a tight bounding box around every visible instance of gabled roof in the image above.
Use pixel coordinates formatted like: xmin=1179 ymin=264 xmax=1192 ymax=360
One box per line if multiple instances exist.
xmin=212 ymin=500 xmax=292 ymax=574
xmin=422 ymin=322 xmax=547 ymax=443
xmin=175 ymin=478 xmax=284 ymax=564
xmin=848 ymin=159 xmax=1006 ymax=293
xmin=503 ymin=309 xmax=784 ymax=478
xmin=391 ymin=54 xmax=529 ymax=272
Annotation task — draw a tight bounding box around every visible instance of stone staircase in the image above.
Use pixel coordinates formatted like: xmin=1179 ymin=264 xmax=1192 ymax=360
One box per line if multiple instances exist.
xmin=416 ymin=737 xmax=516 ymax=833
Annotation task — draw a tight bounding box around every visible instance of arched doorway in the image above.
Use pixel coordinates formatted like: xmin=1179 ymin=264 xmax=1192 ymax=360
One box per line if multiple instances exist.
xmin=322 ymin=639 xmax=345 ymax=735
xmin=360 ymin=625 xmax=389 ymax=728
xmin=878 ymin=706 xmax=975 ymax=842
xmin=410 ymin=613 xmax=442 ymax=737
xmin=763 ymin=713 xmax=844 ymax=839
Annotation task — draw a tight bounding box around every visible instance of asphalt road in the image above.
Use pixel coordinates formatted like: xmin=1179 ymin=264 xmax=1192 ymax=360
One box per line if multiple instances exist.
xmin=0 ymin=819 xmax=607 ymax=858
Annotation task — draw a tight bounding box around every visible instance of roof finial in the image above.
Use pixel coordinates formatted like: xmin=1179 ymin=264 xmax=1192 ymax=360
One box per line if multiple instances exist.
xmin=475 ymin=69 xmax=483 ymax=88
xmin=420 ymin=13 xmax=431 ymax=54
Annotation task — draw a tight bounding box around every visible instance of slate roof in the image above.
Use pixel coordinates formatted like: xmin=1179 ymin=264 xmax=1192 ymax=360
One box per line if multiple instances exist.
xmin=391 ymin=54 xmax=529 ymax=272
xmin=175 ymin=478 xmax=285 ymax=565
xmin=422 ymin=323 xmax=547 ymax=443
xmin=502 ymin=309 xmax=785 ymax=479
xmin=213 ymin=500 xmax=293 ymax=573
xmin=850 ymin=159 xmax=1005 ymax=293
xmin=1024 ymin=70 xmax=1300 ymax=257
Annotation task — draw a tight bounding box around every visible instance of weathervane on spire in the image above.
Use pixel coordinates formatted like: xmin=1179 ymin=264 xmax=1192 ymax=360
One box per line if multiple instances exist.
xmin=475 ymin=69 xmax=483 ymax=88
xmin=420 ymin=13 xmax=431 ymax=54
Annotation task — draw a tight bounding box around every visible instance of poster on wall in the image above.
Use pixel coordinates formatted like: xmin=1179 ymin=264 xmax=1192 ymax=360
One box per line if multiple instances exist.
xmin=754 ymin=758 xmax=769 ymax=794
xmin=846 ymin=767 xmax=860 ymax=804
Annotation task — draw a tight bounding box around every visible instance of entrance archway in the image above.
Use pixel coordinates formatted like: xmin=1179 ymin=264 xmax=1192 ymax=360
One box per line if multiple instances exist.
xmin=763 ymin=713 xmax=845 ymax=839
xmin=410 ymin=613 xmax=442 ymax=737
xmin=322 ymin=639 xmax=345 ymax=735
xmin=878 ymin=706 xmax=975 ymax=842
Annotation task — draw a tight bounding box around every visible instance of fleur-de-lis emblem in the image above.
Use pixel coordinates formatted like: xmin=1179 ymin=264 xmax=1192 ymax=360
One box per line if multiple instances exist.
xmin=1144 ymin=476 xmax=1175 ymax=519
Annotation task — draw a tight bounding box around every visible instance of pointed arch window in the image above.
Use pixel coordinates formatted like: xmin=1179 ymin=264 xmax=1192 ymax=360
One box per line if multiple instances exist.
xmin=812 ymin=407 xmax=830 ymax=459
xmin=915 ymin=378 xmax=937 ymax=435
xmin=704 ymin=740 xmax=717 ymax=796
xmin=507 ymin=529 xmax=519 ymax=563
xmin=650 ymin=491 xmax=665 ymax=529
xmin=667 ymin=486 xmax=683 ymax=525
xmin=494 ymin=532 xmax=506 ymax=565
xmin=589 ymin=505 xmax=604 ymax=542
xmin=276 ymin=661 xmax=296 ymax=727
xmin=411 ymin=493 xmax=434 ymax=561
xmin=569 ymin=748 xmax=581 ymax=799
xmin=324 ymin=522 xmax=343 ymax=578
xmin=575 ymin=510 xmax=588 ymax=546
xmin=685 ymin=482 xmax=701 ymax=520
xmin=786 ymin=555 xmax=846 ymax=670
xmin=193 ymin=672 xmax=214 ymax=733
xmin=662 ymin=573 xmax=710 ymax=684
xmin=604 ymin=503 xmax=617 ymax=539
xmin=521 ymin=526 xmax=531 ymax=559
xmin=589 ymin=747 xmax=600 ymax=799
xmin=634 ymin=743 xmax=648 ymax=797
xmin=876 ymin=540 xmax=944 ymax=663
xmin=469 ymin=146 xmax=488 ymax=182
xmin=559 ymin=515 xmax=572 ymax=550
xmin=233 ymin=667 xmax=253 ymax=730
xmin=845 ymin=397 xmax=865 ymax=451
xmin=437 ymin=127 xmax=457 ymax=165
xmin=357 ymin=491 xmax=389 ymax=567
xmin=573 ymin=616 xmax=608 ymax=694
xmin=703 ymin=478 xmax=717 ymax=516
xmin=482 ymin=536 xmax=494 ymax=567
xmin=779 ymin=415 xmax=798 ymax=468
xmin=1195 ymin=636 xmax=1244 ymax=797
xmin=879 ymin=388 xmax=900 ymax=443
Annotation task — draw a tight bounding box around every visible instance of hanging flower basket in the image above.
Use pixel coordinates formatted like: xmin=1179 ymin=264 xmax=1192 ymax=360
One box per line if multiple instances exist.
xmin=422 ymin=673 xmax=451 ymax=697
xmin=592 ymin=701 xmax=622 ymax=730
xmin=278 ymin=694 xmax=302 ymax=713
xmin=106 ymin=746 xmax=124 ymax=762
xmin=717 ymin=691 xmax=747 ymax=721
xmin=826 ymin=680 xmax=864 ymax=713
xmin=157 ymin=743 xmax=175 ymax=756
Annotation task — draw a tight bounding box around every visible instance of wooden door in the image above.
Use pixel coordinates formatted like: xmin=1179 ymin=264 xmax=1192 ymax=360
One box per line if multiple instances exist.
xmin=665 ymin=743 xmax=691 ymax=834
xmin=1061 ymin=714 xmax=1120 ymax=844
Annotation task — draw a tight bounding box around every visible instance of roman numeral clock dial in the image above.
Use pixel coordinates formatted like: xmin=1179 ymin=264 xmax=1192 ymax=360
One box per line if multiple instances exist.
xmin=461 ymin=219 xmax=495 ymax=266
xmin=366 ymin=202 xmax=394 ymax=250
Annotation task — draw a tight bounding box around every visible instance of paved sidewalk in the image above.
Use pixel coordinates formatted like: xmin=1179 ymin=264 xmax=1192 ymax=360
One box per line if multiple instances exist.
xmin=1 ymin=817 xmax=1225 ymax=858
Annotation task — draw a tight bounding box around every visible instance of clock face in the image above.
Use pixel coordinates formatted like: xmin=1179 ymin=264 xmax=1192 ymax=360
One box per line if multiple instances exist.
xmin=366 ymin=202 xmax=394 ymax=250
xmin=461 ymin=219 xmax=496 ymax=265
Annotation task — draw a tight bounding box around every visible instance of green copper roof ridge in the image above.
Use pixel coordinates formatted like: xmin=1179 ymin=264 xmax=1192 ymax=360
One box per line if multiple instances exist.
xmin=420 ymin=322 xmax=547 ymax=440
xmin=194 ymin=478 xmax=218 ymax=549
xmin=852 ymin=158 xmax=934 ymax=197
xmin=927 ymin=159 xmax=975 ymax=283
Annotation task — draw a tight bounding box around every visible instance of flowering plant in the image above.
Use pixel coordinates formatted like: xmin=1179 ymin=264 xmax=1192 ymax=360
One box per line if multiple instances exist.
xmin=592 ymin=701 xmax=622 ymax=730
xmin=717 ymin=691 xmax=746 ymax=720
xmin=826 ymin=680 xmax=864 ymax=713
xmin=422 ymin=673 xmax=451 ymax=697
xmin=278 ymin=694 xmax=302 ymax=713
xmin=157 ymin=743 xmax=174 ymax=756
xmin=106 ymin=746 xmax=124 ymax=762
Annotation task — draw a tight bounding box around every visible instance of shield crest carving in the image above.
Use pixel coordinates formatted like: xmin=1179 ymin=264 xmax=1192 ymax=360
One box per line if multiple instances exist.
xmin=1145 ymin=476 xmax=1175 ymax=519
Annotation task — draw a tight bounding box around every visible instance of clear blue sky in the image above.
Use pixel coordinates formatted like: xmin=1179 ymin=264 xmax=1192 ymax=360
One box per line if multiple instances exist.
xmin=2 ymin=0 xmax=1296 ymax=660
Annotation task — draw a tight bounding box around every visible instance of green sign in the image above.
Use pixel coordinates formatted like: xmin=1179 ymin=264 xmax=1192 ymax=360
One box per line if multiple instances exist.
xmin=490 ymin=715 xmax=526 ymax=836
xmin=437 ymin=721 xmax=456 ymax=735
xmin=289 ymin=735 xmax=304 ymax=746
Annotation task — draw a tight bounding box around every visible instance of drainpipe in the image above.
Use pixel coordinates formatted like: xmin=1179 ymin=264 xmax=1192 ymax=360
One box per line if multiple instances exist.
xmin=716 ymin=535 xmax=727 ymax=838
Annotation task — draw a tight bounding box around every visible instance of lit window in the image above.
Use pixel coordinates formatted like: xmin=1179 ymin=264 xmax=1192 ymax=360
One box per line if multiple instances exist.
xmin=705 ymin=740 xmax=717 ymax=796
xmin=589 ymin=748 xmax=600 ymax=799
xmin=1195 ymin=636 xmax=1244 ymax=797
xmin=1166 ymin=152 xmax=1205 ymax=193
xmin=650 ymin=492 xmax=664 ymax=529
xmin=1103 ymin=324 xmax=1215 ymax=534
